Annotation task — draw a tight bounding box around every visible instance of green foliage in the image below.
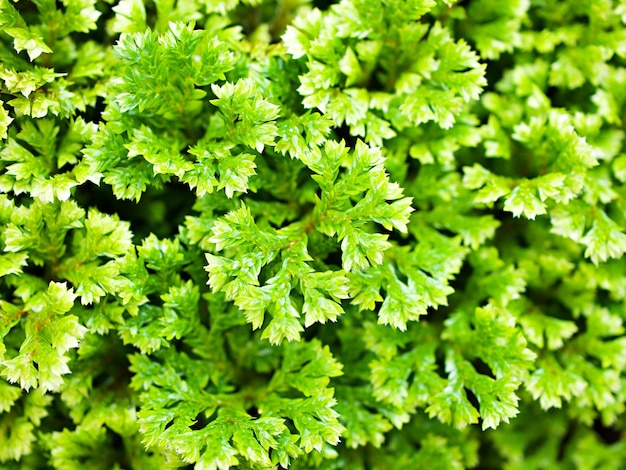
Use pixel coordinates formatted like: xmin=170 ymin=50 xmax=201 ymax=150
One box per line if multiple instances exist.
xmin=1 ymin=0 xmax=626 ymax=468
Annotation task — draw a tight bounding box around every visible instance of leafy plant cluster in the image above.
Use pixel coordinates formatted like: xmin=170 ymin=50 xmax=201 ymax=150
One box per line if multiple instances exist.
xmin=1 ymin=0 xmax=626 ymax=468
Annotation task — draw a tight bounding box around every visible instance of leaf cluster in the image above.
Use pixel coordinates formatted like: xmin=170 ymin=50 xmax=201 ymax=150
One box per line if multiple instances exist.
xmin=2 ymin=0 xmax=626 ymax=469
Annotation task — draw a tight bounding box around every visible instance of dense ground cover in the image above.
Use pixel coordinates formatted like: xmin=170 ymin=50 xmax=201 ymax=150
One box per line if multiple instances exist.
xmin=2 ymin=0 xmax=626 ymax=468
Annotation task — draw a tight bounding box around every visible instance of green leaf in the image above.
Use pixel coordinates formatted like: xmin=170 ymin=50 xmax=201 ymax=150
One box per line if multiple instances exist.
xmin=1 ymin=282 xmax=86 ymax=391
xmin=4 ymin=27 xmax=52 ymax=61
xmin=580 ymin=211 xmax=626 ymax=265
xmin=526 ymin=355 xmax=587 ymax=409
xmin=0 ymin=389 xmax=51 ymax=462
xmin=111 ymin=0 xmax=147 ymax=34
xmin=0 ymin=252 xmax=28 ymax=277
xmin=210 ymin=78 xmax=280 ymax=153
xmin=0 ymin=102 xmax=12 ymax=139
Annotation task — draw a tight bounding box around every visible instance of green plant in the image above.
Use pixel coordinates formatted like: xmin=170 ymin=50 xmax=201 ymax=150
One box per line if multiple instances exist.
xmin=1 ymin=0 xmax=626 ymax=468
